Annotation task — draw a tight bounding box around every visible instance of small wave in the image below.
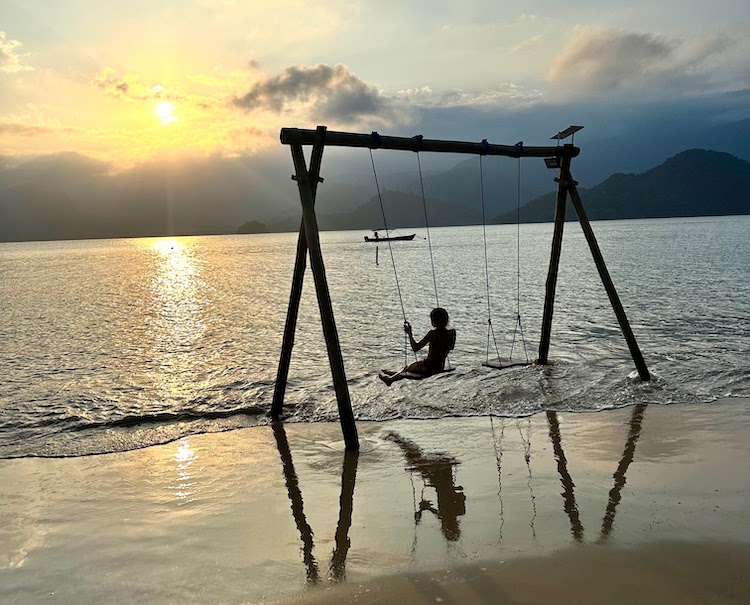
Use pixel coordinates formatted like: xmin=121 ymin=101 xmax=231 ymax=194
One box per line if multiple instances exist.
xmin=73 ymin=405 xmax=267 ymax=431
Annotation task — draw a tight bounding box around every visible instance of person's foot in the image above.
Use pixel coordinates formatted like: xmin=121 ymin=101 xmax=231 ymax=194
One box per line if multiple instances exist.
xmin=378 ymin=372 xmax=393 ymax=386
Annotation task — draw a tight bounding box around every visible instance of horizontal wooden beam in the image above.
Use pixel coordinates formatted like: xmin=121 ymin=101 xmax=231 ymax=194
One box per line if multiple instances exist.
xmin=280 ymin=127 xmax=579 ymax=160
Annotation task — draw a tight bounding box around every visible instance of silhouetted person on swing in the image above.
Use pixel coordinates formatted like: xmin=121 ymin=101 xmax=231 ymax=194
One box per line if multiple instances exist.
xmin=379 ymin=307 xmax=456 ymax=386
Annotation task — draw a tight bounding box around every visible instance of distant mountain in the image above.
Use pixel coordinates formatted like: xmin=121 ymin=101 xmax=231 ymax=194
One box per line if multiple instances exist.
xmin=269 ymin=189 xmax=481 ymax=232
xmin=397 ymin=154 xmax=555 ymax=214
xmin=3 ymin=146 xmax=748 ymax=243
xmin=492 ymin=149 xmax=750 ymax=224
xmin=237 ymin=220 xmax=268 ymax=234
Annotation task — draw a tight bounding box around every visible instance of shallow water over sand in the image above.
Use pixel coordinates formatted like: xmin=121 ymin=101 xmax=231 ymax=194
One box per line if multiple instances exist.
xmin=1 ymin=400 xmax=749 ymax=604
xmin=1 ymin=216 xmax=749 ymax=457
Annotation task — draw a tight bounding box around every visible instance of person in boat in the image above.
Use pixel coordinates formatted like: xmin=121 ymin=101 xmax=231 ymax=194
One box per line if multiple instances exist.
xmin=379 ymin=307 xmax=456 ymax=386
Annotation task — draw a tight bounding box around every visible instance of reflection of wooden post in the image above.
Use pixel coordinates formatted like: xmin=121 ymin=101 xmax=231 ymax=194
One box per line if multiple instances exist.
xmin=271 ymin=126 xmax=326 ymax=419
xmin=272 ymin=422 xmax=319 ymax=583
xmin=546 ymin=411 xmax=584 ymax=542
xmin=598 ymin=404 xmax=646 ymax=542
xmin=329 ymin=451 xmax=358 ymax=581
xmin=537 ymin=152 xmax=571 ymax=364
xmin=566 ymin=171 xmax=651 ymax=381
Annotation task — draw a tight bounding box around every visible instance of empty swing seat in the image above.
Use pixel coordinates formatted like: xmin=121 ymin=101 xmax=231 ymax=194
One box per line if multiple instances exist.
xmin=483 ymin=357 xmax=532 ymax=369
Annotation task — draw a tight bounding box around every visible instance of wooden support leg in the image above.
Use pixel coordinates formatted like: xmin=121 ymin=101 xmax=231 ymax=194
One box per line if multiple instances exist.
xmin=290 ymin=142 xmax=359 ymax=451
xmin=537 ymin=154 xmax=571 ymax=364
xmin=271 ymin=126 xmax=326 ymax=420
xmin=271 ymin=225 xmax=307 ymax=419
xmin=565 ymin=171 xmax=651 ymax=381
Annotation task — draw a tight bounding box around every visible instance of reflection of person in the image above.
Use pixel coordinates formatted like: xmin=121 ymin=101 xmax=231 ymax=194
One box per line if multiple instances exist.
xmin=379 ymin=307 xmax=456 ymax=386
xmin=387 ymin=433 xmax=466 ymax=541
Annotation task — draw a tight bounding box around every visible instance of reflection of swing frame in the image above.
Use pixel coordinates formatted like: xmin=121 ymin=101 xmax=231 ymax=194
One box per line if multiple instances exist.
xmin=490 ymin=407 xmax=646 ymax=544
xmin=272 ymin=126 xmax=651 ymax=451
xmin=545 ymin=405 xmax=647 ymax=543
xmin=272 ymin=422 xmax=358 ymax=583
xmin=272 ymin=408 xmax=646 ymax=581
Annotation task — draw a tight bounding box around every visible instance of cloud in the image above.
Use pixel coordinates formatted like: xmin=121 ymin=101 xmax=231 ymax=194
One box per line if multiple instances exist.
xmin=396 ymin=83 xmax=542 ymax=108
xmin=92 ymin=68 xmax=184 ymax=102
xmin=512 ymin=35 xmax=544 ymax=54
xmin=548 ymin=28 xmax=735 ymax=96
xmin=0 ymin=104 xmax=73 ymax=137
xmin=0 ymin=31 xmax=34 ymax=73
xmin=0 ymin=123 xmax=64 ymax=136
xmin=92 ymin=68 xmax=221 ymax=111
xmin=232 ymin=63 xmax=412 ymax=127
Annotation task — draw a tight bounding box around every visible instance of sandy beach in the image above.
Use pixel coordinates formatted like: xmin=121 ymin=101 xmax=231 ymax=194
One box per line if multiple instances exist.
xmin=2 ymin=398 xmax=749 ymax=604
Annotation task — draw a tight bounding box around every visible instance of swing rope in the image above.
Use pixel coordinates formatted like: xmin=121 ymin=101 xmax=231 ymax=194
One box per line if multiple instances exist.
xmin=480 ymin=153 xmax=502 ymax=363
xmin=416 ymin=146 xmax=452 ymax=370
xmin=415 ymin=149 xmax=440 ymax=308
xmin=369 ymin=147 xmax=415 ymax=365
xmin=509 ymin=155 xmax=530 ymax=362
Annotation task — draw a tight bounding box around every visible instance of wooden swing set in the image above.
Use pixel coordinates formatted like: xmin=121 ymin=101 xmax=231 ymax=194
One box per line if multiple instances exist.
xmin=270 ymin=125 xmax=650 ymax=451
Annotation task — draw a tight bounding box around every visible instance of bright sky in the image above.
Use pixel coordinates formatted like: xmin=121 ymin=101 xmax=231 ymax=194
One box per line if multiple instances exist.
xmin=2 ymin=0 xmax=749 ymax=168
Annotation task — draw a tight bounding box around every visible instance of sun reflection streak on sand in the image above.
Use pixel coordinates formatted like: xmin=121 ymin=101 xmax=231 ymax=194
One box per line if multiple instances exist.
xmin=171 ymin=438 xmax=199 ymax=503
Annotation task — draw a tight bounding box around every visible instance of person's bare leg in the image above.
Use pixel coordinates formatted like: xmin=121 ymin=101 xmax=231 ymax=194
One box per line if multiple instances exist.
xmin=380 ymin=368 xmax=408 ymax=386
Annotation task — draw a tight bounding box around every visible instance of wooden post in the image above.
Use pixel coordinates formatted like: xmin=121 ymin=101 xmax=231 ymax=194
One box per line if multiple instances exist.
xmin=289 ymin=142 xmax=359 ymax=451
xmin=565 ymin=170 xmax=651 ymax=381
xmin=537 ymin=152 xmax=571 ymax=364
xmin=271 ymin=126 xmax=326 ymax=419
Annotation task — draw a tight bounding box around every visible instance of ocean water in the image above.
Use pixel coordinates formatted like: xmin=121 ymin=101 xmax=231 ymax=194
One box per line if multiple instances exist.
xmin=1 ymin=216 xmax=748 ymax=458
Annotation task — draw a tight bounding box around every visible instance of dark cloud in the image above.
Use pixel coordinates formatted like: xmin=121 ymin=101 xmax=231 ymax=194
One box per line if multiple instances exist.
xmin=549 ymin=28 xmax=734 ymax=95
xmin=232 ymin=63 xmax=411 ymax=126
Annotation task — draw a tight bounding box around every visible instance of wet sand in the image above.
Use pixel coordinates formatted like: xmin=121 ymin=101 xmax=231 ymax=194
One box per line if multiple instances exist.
xmin=281 ymin=541 xmax=750 ymax=605
xmin=1 ymin=398 xmax=749 ymax=604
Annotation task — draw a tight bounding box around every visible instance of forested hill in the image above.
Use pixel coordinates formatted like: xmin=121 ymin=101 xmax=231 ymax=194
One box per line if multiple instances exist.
xmin=492 ymin=149 xmax=750 ymax=224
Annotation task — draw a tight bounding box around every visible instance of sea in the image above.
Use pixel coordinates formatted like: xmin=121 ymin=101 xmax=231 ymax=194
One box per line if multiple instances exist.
xmin=1 ymin=216 xmax=748 ymax=459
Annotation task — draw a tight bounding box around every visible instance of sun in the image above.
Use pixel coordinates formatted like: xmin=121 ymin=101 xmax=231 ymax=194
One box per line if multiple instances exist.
xmin=155 ymin=101 xmax=178 ymax=126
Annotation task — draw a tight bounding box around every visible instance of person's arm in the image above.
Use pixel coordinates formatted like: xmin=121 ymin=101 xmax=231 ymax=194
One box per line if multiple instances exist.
xmin=404 ymin=322 xmax=432 ymax=352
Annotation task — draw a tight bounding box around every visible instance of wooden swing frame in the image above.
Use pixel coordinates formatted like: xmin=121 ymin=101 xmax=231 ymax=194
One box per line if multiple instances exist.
xmin=271 ymin=125 xmax=650 ymax=451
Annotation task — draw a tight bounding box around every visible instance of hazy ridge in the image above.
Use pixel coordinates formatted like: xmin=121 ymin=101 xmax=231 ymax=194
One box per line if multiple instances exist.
xmin=1 ymin=147 xmax=748 ymax=242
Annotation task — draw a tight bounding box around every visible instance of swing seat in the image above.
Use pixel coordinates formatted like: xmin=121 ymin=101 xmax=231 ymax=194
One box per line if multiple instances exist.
xmin=483 ymin=357 xmax=532 ymax=370
xmin=380 ymin=367 xmax=456 ymax=381
xmin=403 ymin=367 xmax=456 ymax=380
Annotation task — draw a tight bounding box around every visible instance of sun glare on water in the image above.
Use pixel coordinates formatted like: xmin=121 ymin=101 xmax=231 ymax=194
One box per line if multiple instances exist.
xmin=156 ymin=101 xmax=178 ymax=126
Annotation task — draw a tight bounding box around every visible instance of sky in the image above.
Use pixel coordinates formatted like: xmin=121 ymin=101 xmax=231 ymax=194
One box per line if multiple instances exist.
xmin=2 ymin=0 xmax=749 ymax=172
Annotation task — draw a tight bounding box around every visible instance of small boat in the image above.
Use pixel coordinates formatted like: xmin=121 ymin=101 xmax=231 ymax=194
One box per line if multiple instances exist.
xmin=364 ymin=230 xmax=416 ymax=242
